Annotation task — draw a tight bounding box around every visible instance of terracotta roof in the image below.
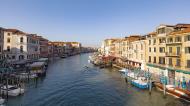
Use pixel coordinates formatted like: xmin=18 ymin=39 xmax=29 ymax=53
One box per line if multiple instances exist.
xmin=148 ymin=32 xmax=156 ymax=35
xmin=174 ymin=23 xmax=190 ymax=28
xmin=4 ymin=28 xmax=26 ymax=35
xmin=126 ymin=35 xmax=141 ymax=42
xmin=170 ymin=28 xmax=190 ymax=35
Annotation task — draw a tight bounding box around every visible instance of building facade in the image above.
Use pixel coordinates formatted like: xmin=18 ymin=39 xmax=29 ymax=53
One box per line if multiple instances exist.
xmin=0 ymin=28 xmax=28 ymax=61
xmin=27 ymin=34 xmax=40 ymax=60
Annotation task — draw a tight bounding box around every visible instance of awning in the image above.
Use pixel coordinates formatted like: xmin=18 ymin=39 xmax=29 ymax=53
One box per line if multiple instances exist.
xmin=38 ymin=58 xmax=48 ymax=62
xmin=176 ymin=69 xmax=190 ymax=75
xmin=30 ymin=62 xmax=45 ymax=68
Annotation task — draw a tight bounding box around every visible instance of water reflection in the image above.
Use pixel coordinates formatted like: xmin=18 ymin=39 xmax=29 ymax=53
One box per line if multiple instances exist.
xmin=6 ymin=54 xmax=189 ymax=106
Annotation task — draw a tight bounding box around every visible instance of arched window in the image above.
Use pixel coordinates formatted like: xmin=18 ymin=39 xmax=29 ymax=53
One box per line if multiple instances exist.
xmin=7 ymin=46 xmax=10 ymax=52
xmin=7 ymin=38 xmax=10 ymax=43
xmin=20 ymin=46 xmax=23 ymax=52
xmin=20 ymin=37 xmax=23 ymax=43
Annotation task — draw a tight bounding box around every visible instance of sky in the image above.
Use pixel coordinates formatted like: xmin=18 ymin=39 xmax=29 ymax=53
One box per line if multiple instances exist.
xmin=0 ymin=0 xmax=190 ymax=47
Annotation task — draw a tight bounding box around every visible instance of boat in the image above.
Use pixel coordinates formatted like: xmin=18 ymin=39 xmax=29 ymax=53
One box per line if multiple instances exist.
xmin=0 ymin=97 xmax=5 ymax=105
xmin=131 ymin=77 xmax=148 ymax=89
xmin=18 ymin=73 xmax=37 ymax=79
xmin=30 ymin=62 xmax=46 ymax=77
xmin=61 ymin=55 xmax=67 ymax=58
xmin=1 ymin=85 xmax=24 ymax=96
xmin=155 ymin=82 xmax=190 ymax=101
xmin=127 ymin=72 xmax=135 ymax=79
xmin=118 ymin=68 xmax=128 ymax=73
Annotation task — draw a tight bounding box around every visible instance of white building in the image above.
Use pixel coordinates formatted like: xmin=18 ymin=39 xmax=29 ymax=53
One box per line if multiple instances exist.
xmin=0 ymin=28 xmax=28 ymax=62
xmin=0 ymin=28 xmax=40 ymax=62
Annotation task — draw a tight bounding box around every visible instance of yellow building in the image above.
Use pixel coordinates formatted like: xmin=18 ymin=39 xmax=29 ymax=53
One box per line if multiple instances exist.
xmin=146 ymin=25 xmax=175 ymax=76
xmin=101 ymin=39 xmax=119 ymax=56
xmin=146 ymin=24 xmax=190 ymax=83
xmin=120 ymin=35 xmax=146 ymax=69
xmin=166 ymin=27 xmax=190 ymax=82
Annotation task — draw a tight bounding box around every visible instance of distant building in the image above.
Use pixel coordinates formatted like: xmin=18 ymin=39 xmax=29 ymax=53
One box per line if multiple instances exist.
xmin=37 ymin=36 xmax=49 ymax=58
xmin=27 ymin=34 xmax=40 ymax=60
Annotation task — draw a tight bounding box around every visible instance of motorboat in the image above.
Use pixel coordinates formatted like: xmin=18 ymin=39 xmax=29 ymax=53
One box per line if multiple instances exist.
xmin=131 ymin=77 xmax=148 ymax=89
xmin=1 ymin=85 xmax=24 ymax=96
xmin=61 ymin=55 xmax=67 ymax=58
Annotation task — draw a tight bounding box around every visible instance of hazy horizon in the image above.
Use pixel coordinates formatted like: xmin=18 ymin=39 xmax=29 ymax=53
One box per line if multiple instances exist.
xmin=1 ymin=0 xmax=190 ymax=47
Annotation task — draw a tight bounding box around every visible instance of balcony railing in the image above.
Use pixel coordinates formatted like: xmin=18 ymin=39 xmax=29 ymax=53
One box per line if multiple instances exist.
xmin=166 ymin=41 xmax=182 ymax=45
xmin=165 ymin=52 xmax=181 ymax=57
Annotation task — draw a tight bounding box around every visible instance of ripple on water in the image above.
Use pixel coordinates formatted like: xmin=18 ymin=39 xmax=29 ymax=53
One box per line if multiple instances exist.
xmin=6 ymin=54 xmax=190 ymax=106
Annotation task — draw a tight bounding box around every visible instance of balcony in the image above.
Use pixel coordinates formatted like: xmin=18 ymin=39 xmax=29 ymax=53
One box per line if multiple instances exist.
xmin=165 ymin=52 xmax=181 ymax=57
xmin=166 ymin=41 xmax=182 ymax=45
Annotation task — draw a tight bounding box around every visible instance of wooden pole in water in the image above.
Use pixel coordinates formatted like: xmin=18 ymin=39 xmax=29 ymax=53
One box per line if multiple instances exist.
xmin=149 ymin=78 xmax=152 ymax=95
xmin=163 ymin=76 xmax=166 ymax=97
xmin=6 ymin=75 xmax=8 ymax=100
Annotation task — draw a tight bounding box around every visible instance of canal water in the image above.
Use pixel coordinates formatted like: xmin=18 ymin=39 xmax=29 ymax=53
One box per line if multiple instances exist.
xmin=6 ymin=53 xmax=189 ymax=106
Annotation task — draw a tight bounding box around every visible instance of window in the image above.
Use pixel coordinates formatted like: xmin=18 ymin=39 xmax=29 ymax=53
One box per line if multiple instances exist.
xmin=185 ymin=35 xmax=190 ymax=42
xmin=159 ymin=57 xmax=165 ymax=64
xmin=0 ymin=46 xmax=1 ymax=52
xmin=141 ymin=44 xmax=143 ymax=50
xmin=153 ymin=39 xmax=156 ymax=45
xmin=159 ymin=38 xmax=166 ymax=43
xmin=7 ymin=33 xmax=10 ymax=36
xmin=7 ymin=38 xmax=10 ymax=43
xmin=185 ymin=47 xmax=190 ymax=54
xmin=20 ymin=46 xmax=23 ymax=52
xmin=159 ymin=47 xmax=165 ymax=53
xmin=177 ymin=47 xmax=181 ymax=55
xmin=154 ymin=47 xmax=156 ymax=52
xmin=169 ymin=47 xmax=172 ymax=53
xmin=153 ymin=57 xmax=156 ymax=63
xmin=176 ymin=59 xmax=180 ymax=67
xmin=7 ymin=46 xmax=10 ymax=52
xmin=168 ymin=58 xmax=173 ymax=66
xmin=175 ymin=37 xmax=181 ymax=42
xmin=149 ymin=40 xmax=151 ymax=45
xmin=157 ymin=28 xmax=165 ymax=34
xmin=149 ymin=47 xmax=151 ymax=52
xmin=149 ymin=56 xmax=151 ymax=62
xmin=27 ymin=38 xmax=29 ymax=42
xmin=187 ymin=60 xmax=190 ymax=68
xmin=12 ymin=56 xmax=15 ymax=59
xmin=167 ymin=38 xmax=173 ymax=43
xmin=20 ymin=37 xmax=23 ymax=43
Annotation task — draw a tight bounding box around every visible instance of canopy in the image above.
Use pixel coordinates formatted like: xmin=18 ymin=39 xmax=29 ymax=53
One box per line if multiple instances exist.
xmin=30 ymin=62 xmax=45 ymax=68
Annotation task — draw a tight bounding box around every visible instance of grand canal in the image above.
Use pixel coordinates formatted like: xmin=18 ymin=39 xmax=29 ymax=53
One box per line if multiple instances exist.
xmin=6 ymin=53 xmax=189 ymax=106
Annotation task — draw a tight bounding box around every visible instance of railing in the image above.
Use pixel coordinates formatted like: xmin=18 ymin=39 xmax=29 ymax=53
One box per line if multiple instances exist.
xmin=166 ymin=41 xmax=182 ymax=44
xmin=165 ymin=52 xmax=181 ymax=57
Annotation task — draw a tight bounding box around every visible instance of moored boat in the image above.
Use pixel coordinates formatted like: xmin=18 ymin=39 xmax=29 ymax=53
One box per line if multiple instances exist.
xmin=155 ymin=82 xmax=190 ymax=101
xmin=1 ymin=85 xmax=24 ymax=96
xmin=17 ymin=73 xmax=37 ymax=79
xmin=0 ymin=97 xmax=5 ymax=105
xmin=118 ymin=68 xmax=128 ymax=73
xmin=131 ymin=77 xmax=148 ymax=89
